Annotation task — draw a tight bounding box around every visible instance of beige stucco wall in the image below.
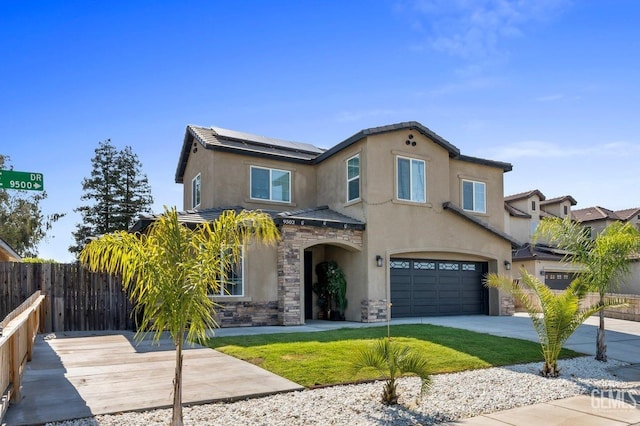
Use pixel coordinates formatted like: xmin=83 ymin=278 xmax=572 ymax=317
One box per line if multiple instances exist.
xmin=182 ymin=147 xmax=318 ymax=211
xmin=507 ymin=217 xmax=532 ymax=245
xmin=505 ymin=195 xmax=542 ymax=244
xmin=449 ymin=159 xmax=506 ymax=231
xmin=618 ymin=261 xmax=640 ymax=295
xmin=541 ymin=200 xmax=572 ymax=219
xmin=316 ymin=139 xmax=366 ymax=221
xmin=340 ymin=129 xmax=512 ymax=316
xmin=182 ymin=126 xmax=515 ymax=321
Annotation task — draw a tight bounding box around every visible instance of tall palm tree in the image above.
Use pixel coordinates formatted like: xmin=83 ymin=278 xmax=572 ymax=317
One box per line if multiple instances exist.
xmin=80 ymin=207 xmax=279 ymax=425
xmin=486 ymin=269 xmax=623 ymax=377
xmin=352 ymin=337 xmax=431 ymax=405
xmin=536 ymin=217 xmax=640 ymax=361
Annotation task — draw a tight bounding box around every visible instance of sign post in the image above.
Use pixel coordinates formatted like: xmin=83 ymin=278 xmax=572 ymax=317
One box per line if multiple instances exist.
xmin=0 ymin=170 xmax=45 ymax=191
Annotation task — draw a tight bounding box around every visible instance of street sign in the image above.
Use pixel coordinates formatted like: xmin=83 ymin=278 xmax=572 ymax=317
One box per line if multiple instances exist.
xmin=0 ymin=170 xmax=44 ymax=191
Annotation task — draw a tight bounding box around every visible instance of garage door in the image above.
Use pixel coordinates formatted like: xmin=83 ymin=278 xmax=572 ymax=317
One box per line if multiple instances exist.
xmin=390 ymin=259 xmax=488 ymax=317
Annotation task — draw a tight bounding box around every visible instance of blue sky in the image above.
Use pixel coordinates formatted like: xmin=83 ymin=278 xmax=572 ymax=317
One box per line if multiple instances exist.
xmin=1 ymin=0 xmax=639 ymax=262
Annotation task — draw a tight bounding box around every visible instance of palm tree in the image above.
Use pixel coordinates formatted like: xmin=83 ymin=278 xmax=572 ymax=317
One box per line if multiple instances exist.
xmin=352 ymin=337 xmax=431 ymax=405
xmin=486 ymin=269 xmax=623 ymax=377
xmin=536 ymin=217 xmax=640 ymax=361
xmin=79 ymin=207 xmax=279 ymax=425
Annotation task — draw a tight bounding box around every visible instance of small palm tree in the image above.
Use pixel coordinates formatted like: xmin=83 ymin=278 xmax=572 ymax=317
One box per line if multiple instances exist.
xmin=80 ymin=207 xmax=279 ymax=426
xmin=353 ymin=337 xmax=431 ymax=405
xmin=486 ymin=269 xmax=624 ymax=377
xmin=536 ymin=217 xmax=640 ymax=361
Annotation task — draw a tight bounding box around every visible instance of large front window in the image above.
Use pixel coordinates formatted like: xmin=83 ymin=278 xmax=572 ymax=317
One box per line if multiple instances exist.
xmin=397 ymin=156 xmax=425 ymax=202
xmin=211 ymin=249 xmax=243 ymax=297
xmin=462 ymin=180 xmax=486 ymax=213
xmin=250 ymin=166 xmax=290 ymax=203
xmin=347 ymin=154 xmax=360 ymax=202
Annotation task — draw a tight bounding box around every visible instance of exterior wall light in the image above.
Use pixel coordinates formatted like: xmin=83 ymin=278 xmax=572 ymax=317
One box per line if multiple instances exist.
xmin=504 ymin=260 xmax=511 ymax=270
xmin=376 ymin=255 xmax=384 ymax=267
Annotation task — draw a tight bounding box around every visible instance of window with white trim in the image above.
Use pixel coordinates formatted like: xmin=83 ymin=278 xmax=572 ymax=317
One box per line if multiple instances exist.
xmin=347 ymin=154 xmax=360 ymax=202
xmin=191 ymin=174 xmax=201 ymax=208
xmin=210 ymin=249 xmax=244 ymax=297
xmin=462 ymin=180 xmax=486 ymax=213
xmin=397 ymin=156 xmax=425 ymax=202
xmin=250 ymin=166 xmax=291 ymax=203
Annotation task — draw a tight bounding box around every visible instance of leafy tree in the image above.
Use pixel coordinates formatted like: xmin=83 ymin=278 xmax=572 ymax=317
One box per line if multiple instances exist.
xmin=71 ymin=140 xmax=153 ymax=255
xmin=80 ymin=207 xmax=279 ymax=426
xmin=536 ymin=217 xmax=640 ymax=361
xmin=0 ymin=155 xmax=64 ymax=257
xmin=486 ymin=269 xmax=622 ymax=377
xmin=114 ymin=146 xmax=153 ymax=230
xmin=352 ymin=337 xmax=431 ymax=405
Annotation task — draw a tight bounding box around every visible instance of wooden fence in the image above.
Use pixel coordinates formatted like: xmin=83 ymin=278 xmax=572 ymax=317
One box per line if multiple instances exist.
xmin=0 ymin=263 xmax=133 ymax=333
xmin=0 ymin=290 xmax=45 ymax=422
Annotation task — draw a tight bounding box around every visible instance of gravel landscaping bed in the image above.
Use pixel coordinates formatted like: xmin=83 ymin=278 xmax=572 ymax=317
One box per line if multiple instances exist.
xmin=48 ymin=356 xmax=639 ymax=426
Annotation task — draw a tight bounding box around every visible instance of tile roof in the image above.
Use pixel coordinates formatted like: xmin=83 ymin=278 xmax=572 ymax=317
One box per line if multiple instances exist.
xmin=504 ymin=189 xmax=546 ymax=202
xmin=571 ymin=206 xmax=620 ymax=223
xmin=614 ymin=208 xmax=640 ymax=221
xmin=504 ymin=203 xmax=531 ymax=218
xmin=176 ymin=121 xmax=513 ymax=182
xmin=442 ymin=202 xmax=521 ymax=247
xmin=512 ymin=243 xmax=569 ymax=261
xmin=540 ymin=195 xmax=577 ymax=206
xmin=274 ymin=206 xmax=365 ymax=230
xmin=129 ymin=206 xmax=365 ymax=233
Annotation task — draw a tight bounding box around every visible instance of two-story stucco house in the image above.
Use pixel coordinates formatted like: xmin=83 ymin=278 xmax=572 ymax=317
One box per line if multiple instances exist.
xmin=137 ymin=121 xmax=518 ymax=327
xmin=504 ymin=190 xmax=579 ymax=289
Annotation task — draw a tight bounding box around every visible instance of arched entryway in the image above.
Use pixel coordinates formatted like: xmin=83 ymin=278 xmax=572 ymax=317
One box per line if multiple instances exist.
xmin=276 ymin=225 xmax=363 ymax=325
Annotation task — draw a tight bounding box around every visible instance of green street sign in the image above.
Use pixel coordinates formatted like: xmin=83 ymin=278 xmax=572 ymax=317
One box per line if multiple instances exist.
xmin=0 ymin=170 xmax=44 ymax=191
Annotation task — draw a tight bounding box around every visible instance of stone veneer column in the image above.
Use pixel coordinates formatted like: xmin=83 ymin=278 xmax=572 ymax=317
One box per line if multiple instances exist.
xmin=277 ymin=226 xmax=302 ymax=325
xmin=277 ymin=224 xmax=363 ymax=326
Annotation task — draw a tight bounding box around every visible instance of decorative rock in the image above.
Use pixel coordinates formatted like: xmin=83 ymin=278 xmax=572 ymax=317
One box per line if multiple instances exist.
xmin=47 ymin=356 xmax=639 ymax=426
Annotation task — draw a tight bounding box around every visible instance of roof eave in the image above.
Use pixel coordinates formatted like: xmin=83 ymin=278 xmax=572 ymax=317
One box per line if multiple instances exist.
xmin=443 ymin=202 xmax=521 ymax=248
xmin=314 ymin=121 xmax=462 ymax=163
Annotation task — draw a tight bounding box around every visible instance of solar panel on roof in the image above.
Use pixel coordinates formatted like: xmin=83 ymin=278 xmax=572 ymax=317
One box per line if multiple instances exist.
xmin=211 ymin=126 xmax=324 ymax=154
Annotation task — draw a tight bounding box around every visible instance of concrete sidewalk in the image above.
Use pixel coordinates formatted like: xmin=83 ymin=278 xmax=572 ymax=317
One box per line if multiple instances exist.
xmin=214 ymin=314 xmax=640 ymax=425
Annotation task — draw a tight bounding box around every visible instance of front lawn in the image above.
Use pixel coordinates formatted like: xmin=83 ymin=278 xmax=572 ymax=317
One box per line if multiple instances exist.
xmin=207 ymin=324 xmax=581 ymax=387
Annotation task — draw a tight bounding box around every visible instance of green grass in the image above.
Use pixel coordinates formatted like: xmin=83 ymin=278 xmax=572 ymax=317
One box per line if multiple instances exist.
xmin=207 ymin=324 xmax=581 ymax=387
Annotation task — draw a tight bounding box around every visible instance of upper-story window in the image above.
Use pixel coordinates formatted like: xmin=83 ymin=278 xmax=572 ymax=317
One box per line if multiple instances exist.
xmin=531 ymin=201 xmax=536 ymax=211
xmin=462 ymin=179 xmax=486 ymax=213
xmin=347 ymin=154 xmax=360 ymax=202
xmin=250 ymin=166 xmax=291 ymax=203
xmin=397 ymin=156 xmax=425 ymax=203
xmin=564 ymin=205 xmax=568 ymax=216
xmin=191 ymin=174 xmax=201 ymax=208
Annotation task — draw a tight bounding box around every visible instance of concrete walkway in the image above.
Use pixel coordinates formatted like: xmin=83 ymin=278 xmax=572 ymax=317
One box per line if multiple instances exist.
xmin=3 ymin=331 xmax=302 ymax=425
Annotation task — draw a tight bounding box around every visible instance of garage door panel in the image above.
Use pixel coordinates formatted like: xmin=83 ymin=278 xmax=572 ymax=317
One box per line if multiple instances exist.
xmin=414 ymin=290 xmax=437 ymax=299
xmin=390 ymin=258 xmax=487 ymax=317
xmin=439 ymin=289 xmax=461 ymax=298
xmin=439 ymin=277 xmax=461 ymax=286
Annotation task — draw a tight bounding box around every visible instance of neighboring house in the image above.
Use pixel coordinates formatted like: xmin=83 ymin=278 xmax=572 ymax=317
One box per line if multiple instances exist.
xmin=135 ymin=121 xmax=517 ymax=327
xmin=572 ymin=205 xmax=640 ymax=295
xmin=0 ymin=237 xmax=21 ymax=262
xmin=504 ymin=190 xmax=579 ymax=289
